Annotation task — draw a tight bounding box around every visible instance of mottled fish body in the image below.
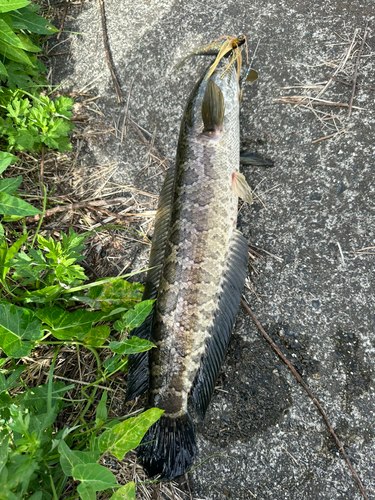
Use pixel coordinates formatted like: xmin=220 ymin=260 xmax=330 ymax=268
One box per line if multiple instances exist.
xmin=126 ymin=44 xmax=252 ymax=480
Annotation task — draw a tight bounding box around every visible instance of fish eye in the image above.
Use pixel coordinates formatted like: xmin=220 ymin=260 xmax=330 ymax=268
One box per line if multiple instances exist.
xmin=235 ymin=34 xmax=246 ymax=46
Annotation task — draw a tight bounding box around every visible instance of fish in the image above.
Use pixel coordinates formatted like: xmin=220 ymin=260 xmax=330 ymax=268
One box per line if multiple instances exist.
xmin=125 ymin=38 xmax=254 ymax=480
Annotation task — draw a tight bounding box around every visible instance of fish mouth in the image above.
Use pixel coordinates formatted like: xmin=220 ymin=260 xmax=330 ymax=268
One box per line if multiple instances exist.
xmin=205 ymin=35 xmax=246 ymax=82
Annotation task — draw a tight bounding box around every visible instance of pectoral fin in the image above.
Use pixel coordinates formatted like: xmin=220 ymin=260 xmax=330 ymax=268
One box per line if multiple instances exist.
xmin=231 ymin=172 xmax=253 ymax=204
xmin=201 ymin=79 xmax=225 ymax=138
xmin=240 ymin=151 xmax=274 ymax=167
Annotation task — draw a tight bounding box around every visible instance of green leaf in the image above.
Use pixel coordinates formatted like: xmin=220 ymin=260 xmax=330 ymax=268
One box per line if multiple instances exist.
xmin=113 ymin=300 xmax=154 ymax=332
xmin=109 ymin=336 xmax=155 ymax=355
xmin=1 ymin=215 xmax=23 ymax=222
xmin=10 ymin=249 xmax=47 ymax=284
xmin=0 ymin=191 xmax=40 ymax=215
xmin=0 ymin=58 xmax=8 ymax=76
xmin=0 ymin=365 xmax=25 ymax=393
xmin=0 ymin=17 xmax=30 ymax=50
xmin=0 ymin=430 xmax=9 ymax=475
xmin=76 ymin=483 xmax=96 ymax=500
xmin=21 ymin=381 xmax=70 ymax=413
xmin=72 ymin=463 xmax=117 ymax=491
xmin=0 ymin=36 xmax=33 ymax=65
xmin=0 ymin=302 xmax=42 ymax=357
xmin=9 ymin=5 xmax=58 ymax=34
xmin=0 ymin=175 xmax=22 ymax=194
xmin=0 ymin=232 xmax=28 ymax=282
xmin=36 ymin=306 xmax=110 ymax=340
xmin=3 ymin=61 xmax=33 ymax=88
xmin=58 ymin=440 xmax=100 ymax=476
xmin=95 ymin=390 xmax=107 ymax=426
xmin=0 ymin=151 xmax=17 ymax=174
xmin=83 ymin=325 xmax=110 ymax=347
xmin=98 ymin=408 xmax=163 ymax=460
xmin=16 ymin=285 xmax=63 ymax=303
xmin=28 ymin=492 xmax=43 ymax=500
xmin=88 ymin=279 xmax=144 ymax=312
xmin=16 ymin=32 xmax=41 ymax=52
xmin=103 ymin=353 xmax=124 ymax=374
xmin=0 ymin=223 xmax=3 ymax=242
xmin=0 ymin=0 xmax=30 ymax=13
xmin=110 ymin=482 xmax=136 ymax=500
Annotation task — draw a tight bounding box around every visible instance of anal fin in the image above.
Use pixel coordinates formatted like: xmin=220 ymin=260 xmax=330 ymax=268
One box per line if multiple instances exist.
xmin=191 ymin=229 xmax=249 ymax=419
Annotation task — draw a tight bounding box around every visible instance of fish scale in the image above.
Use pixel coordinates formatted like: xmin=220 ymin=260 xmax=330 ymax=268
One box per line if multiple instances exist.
xmin=126 ymin=47 xmax=251 ymax=480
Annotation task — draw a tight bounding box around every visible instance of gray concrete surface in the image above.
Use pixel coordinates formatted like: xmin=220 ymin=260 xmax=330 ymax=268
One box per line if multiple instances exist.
xmin=51 ymin=0 xmax=375 ymax=498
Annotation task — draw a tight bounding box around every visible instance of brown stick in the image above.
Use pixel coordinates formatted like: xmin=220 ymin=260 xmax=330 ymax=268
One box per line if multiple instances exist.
xmin=25 ymin=197 xmax=131 ymax=223
xmin=57 ymin=0 xmax=69 ymax=40
xmin=348 ymin=30 xmax=368 ymax=116
xmin=240 ymin=298 xmax=369 ymax=500
xmin=323 ymin=73 xmax=375 ymax=92
xmin=98 ymin=0 xmax=123 ymax=104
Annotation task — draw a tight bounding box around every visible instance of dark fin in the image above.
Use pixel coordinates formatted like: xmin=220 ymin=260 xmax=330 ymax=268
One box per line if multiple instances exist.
xmin=201 ymin=79 xmax=225 ymax=138
xmin=125 ymin=166 xmax=175 ymax=402
xmin=191 ymin=230 xmax=249 ymax=419
xmin=137 ymin=413 xmax=196 ymax=480
xmin=143 ymin=165 xmax=176 ymax=294
xmin=240 ymin=151 xmax=274 ymax=167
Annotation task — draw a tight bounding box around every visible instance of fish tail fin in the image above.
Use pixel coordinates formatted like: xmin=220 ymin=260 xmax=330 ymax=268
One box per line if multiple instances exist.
xmin=201 ymin=79 xmax=225 ymax=138
xmin=137 ymin=412 xmax=196 ymax=480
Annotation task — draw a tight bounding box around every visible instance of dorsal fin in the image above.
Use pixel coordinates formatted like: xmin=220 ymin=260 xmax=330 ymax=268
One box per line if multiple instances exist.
xmin=125 ymin=166 xmax=175 ymax=402
xmin=201 ymin=79 xmax=225 ymax=138
xmin=191 ymin=229 xmax=249 ymax=418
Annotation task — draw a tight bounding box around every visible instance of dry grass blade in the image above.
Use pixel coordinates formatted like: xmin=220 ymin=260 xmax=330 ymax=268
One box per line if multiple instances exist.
xmin=274 ymin=96 xmax=365 ymax=110
xmin=315 ymin=28 xmax=359 ymax=100
xmin=275 ymin=29 xmax=373 ymax=143
xmin=348 ymin=29 xmax=369 ymax=116
xmin=353 ymin=246 xmax=375 ymax=255
xmin=312 ymin=124 xmax=354 ymax=144
xmin=25 ymin=197 xmax=132 ymax=222
xmin=249 ymin=245 xmax=283 ymax=262
xmin=128 ymin=117 xmax=170 ymax=169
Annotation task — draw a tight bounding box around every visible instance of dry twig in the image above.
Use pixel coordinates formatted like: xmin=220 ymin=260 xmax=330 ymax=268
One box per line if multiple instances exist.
xmin=240 ymin=298 xmax=369 ymax=500
xmin=57 ymin=0 xmax=69 ymax=40
xmin=323 ymin=73 xmax=375 ymax=92
xmin=98 ymin=0 xmax=123 ymax=103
